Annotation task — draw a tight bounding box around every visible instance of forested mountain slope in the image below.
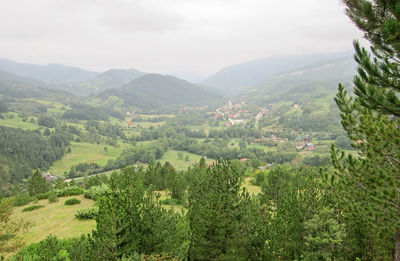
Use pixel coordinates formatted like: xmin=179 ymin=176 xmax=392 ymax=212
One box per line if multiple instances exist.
xmin=68 ymin=69 xmax=147 ymax=96
xmin=241 ymin=55 xmax=356 ymax=104
xmin=202 ymin=52 xmax=352 ymax=95
xmin=94 ymin=74 xmax=222 ymax=112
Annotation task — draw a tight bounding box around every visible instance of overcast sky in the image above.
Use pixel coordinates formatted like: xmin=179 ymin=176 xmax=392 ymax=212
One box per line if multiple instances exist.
xmin=0 ymin=0 xmax=363 ymax=76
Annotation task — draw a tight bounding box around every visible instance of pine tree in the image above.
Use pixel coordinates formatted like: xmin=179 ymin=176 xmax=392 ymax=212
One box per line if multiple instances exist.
xmin=329 ymin=0 xmax=400 ymax=258
xmin=0 ymin=198 xmax=29 ymax=254
xmin=28 ymin=170 xmax=49 ymax=196
xmin=187 ymin=159 xmax=265 ymax=260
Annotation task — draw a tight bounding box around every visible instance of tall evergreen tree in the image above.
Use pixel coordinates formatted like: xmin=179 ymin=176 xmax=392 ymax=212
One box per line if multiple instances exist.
xmin=329 ymin=0 xmax=400 ymax=259
xmin=28 ymin=170 xmax=49 ymax=196
xmin=187 ymin=160 xmax=267 ymax=260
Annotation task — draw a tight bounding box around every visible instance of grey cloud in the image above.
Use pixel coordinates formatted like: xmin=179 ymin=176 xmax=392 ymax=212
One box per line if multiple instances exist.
xmin=0 ymin=0 xmax=364 ymax=74
xmin=98 ymin=1 xmax=184 ymax=33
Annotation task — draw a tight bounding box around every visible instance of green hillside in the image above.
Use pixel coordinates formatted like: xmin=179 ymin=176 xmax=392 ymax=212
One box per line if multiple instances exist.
xmin=241 ymin=56 xmax=356 ymax=104
xmin=202 ymin=52 xmax=352 ymax=95
xmin=68 ymin=69 xmax=146 ymax=95
xmin=95 ymin=73 xmax=222 ymax=113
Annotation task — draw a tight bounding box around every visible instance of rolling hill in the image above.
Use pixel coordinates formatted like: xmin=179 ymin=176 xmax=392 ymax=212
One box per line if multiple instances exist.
xmin=94 ymin=74 xmax=222 ymax=112
xmin=0 ymin=59 xmax=98 ymax=84
xmin=0 ymin=70 xmax=74 ymax=102
xmin=69 ymin=69 xmax=146 ymax=95
xmin=240 ymin=55 xmax=357 ymax=104
xmin=202 ymin=52 xmax=353 ymax=95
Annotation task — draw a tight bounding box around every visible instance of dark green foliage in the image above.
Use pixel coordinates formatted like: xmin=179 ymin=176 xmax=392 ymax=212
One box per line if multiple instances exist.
xmin=104 ymin=141 xmax=169 ymax=170
xmin=187 ymin=159 xmax=268 ymax=260
xmin=85 ymin=120 xmax=126 ymax=139
xmin=303 ymin=154 xmax=331 ymax=167
xmin=54 ymin=178 xmax=66 ymax=190
xmin=75 ymin=208 xmax=98 ymax=220
xmin=280 ymin=111 xmax=341 ymax=132
xmin=12 ymin=235 xmax=94 ymax=261
xmin=67 ymin=163 xmax=102 ymax=179
xmin=327 ymin=0 xmax=400 ymax=258
xmin=55 ymin=186 xmax=84 ymax=197
xmin=0 ymin=100 xmax=7 ymax=113
xmin=85 ymin=174 xmax=109 ymax=189
xmin=97 ymin=74 xmax=221 ymax=113
xmin=62 ymin=103 xmax=110 ymax=121
xmin=84 ymin=185 xmax=110 ymax=200
xmin=35 ymin=192 xmax=50 ymax=200
xmin=43 ymin=128 xmax=51 ymax=136
xmin=91 ymin=166 xmax=189 ymax=260
xmin=165 ymin=170 xmax=186 ymax=201
xmin=12 ymin=193 xmax=31 ymax=207
xmin=22 ymin=205 xmax=45 ymax=212
xmin=28 ymin=170 xmax=49 ymax=196
xmin=303 ymin=207 xmax=346 ymax=260
xmin=260 ymin=165 xmax=326 ymax=260
xmin=37 ymin=116 xmax=56 ymax=128
xmin=47 ymin=191 xmax=58 ymax=203
xmin=160 ymin=198 xmax=182 ymax=205
xmin=64 ymin=198 xmax=81 ymax=205
xmin=0 ymin=126 xmax=69 ymax=194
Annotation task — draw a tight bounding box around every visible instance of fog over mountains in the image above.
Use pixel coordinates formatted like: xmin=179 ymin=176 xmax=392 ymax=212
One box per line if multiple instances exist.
xmin=0 ymin=51 xmax=357 ymax=110
xmin=201 ymin=52 xmax=353 ymax=95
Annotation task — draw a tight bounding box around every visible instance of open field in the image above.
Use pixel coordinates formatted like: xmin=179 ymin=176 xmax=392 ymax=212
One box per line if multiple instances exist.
xmin=160 ymin=149 xmax=214 ymax=170
xmin=12 ymin=195 xmax=96 ymax=247
xmin=0 ymin=112 xmax=39 ymax=130
xmin=50 ymin=141 xmax=132 ymax=175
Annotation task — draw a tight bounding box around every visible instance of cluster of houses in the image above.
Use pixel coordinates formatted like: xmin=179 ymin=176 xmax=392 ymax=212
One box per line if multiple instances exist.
xmin=41 ymin=172 xmax=64 ymax=181
xmin=271 ymin=135 xmax=288 ymax=143
xmin=210 ymin=100 xmax=250 ymax=127
xmin=295 ymin=135 xmax=315 ymax=151
xmin=180 ymin=106 xmax=208 ymax=112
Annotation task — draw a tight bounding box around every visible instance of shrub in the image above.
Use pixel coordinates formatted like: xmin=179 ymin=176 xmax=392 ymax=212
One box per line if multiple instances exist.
xmin=36 ymin=192 xmax=50 ymax=200
xmin=22 ymin=205 xmax=44 ymax=212
xmin=75 ymin=207 xmax=98 ymax=220
xmin=56 ymin=186 xmax=84 ymax=197
xmin=160 ymin=197 xmax=182 ymax=205
xmin=64 ymin=198 xmax=81 ymax=205
xmin=84 ymin=184 xmax=110 ymax=200
xmin=48 ymin=191 xmax=58 ymax=203
xmin=12 ymin=234 xmax=93 ymax=260
xmin=13 ymin=193 xmax=31 ymax=207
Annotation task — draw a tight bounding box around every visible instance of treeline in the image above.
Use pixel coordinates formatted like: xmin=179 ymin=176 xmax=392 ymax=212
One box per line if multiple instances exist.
xmin=10 ymin=160 xmax=392 ymax=260
xmin=0 ymin=126 xmax=70 ymax=195
xmin=63 ymin=103 xmax=123 ymax=121
xmin=130 ymin=115 xmax=168 ymax=123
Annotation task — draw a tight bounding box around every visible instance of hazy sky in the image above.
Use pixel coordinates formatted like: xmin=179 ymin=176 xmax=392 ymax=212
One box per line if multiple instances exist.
xmin=0 ymin=0 xmax=363 ymax=75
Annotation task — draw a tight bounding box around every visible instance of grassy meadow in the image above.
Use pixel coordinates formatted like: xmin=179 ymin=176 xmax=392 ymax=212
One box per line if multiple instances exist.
xmin=49 ymin=141 xmax=132 ymax=175
xmin=160 ymin=149 xmax=214 ymax=170
xmin=12 ymin=195 xmax=96 ymax=248
xmin=0 ymin=112 xmax=39 ymax=130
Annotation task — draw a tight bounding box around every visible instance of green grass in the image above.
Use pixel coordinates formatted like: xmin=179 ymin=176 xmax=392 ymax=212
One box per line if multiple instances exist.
xmin=12 ymin=195 xmax=96 ymax=247
xmin=49 ymin=141 xmax=132 ymax=175
xmin=160 ymin=150 xmax=214 ymax=171
xmin=243 ymin=177 xmax=262 ymax=195
xmin=0 ymin=112 xmax=39 ymax=130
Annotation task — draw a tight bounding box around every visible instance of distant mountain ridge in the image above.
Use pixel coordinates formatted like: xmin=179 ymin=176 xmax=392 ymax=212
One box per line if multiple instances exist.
xmin=94 ymin=73 xmax=222 ymax=112
xmin=0 ymin=59 xmax=98 ymax=84
xmin=70 ymin=69 xmax=146 ymax=95
xmin=202 ymin=52 xmax=353 ymax=95
xmin=0 ymin=70 xmax=74 ymax=101
xmin=240 ymin=55 xmax=357 ymax=104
